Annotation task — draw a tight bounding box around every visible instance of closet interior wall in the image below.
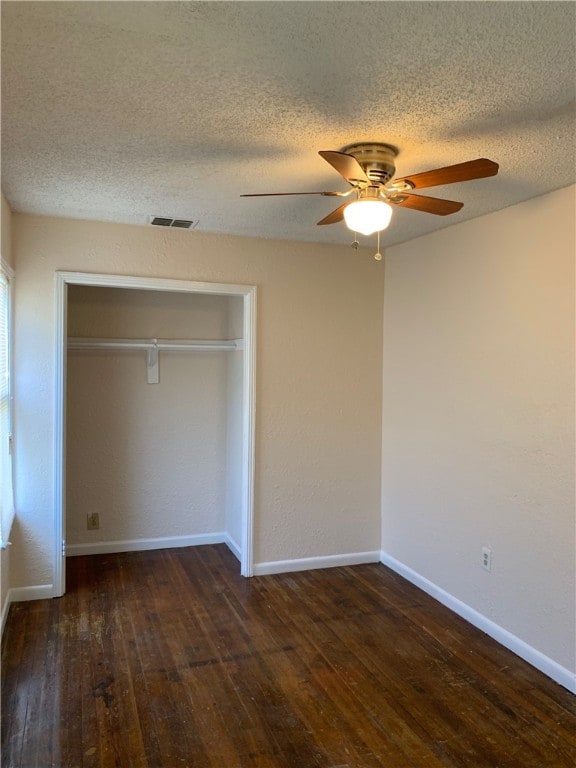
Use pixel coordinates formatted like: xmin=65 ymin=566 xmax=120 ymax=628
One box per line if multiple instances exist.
xmin=65 ymin=286 xmax=244 ymax=558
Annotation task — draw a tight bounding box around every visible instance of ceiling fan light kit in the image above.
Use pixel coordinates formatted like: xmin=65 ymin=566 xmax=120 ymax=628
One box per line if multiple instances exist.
xmin=242 ymin=142 xmax=499 ymax=260
xmin=343 ymin=198 xmax=393 ymax=236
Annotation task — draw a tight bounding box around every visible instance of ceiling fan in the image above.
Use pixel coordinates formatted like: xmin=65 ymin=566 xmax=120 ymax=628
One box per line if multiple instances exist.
xmin=242 ymin=143 xmax=499 ymax=258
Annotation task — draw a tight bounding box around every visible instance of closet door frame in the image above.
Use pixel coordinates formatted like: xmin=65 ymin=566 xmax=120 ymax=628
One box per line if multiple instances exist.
xmin=54 ymin=271 xmax=256 ymax=595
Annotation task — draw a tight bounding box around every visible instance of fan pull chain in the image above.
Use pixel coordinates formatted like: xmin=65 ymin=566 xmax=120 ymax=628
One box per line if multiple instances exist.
xmin=351 ymin=232 xmax=359 ymax=249
xmin=375 ymin=230 xmax=382 ymax=261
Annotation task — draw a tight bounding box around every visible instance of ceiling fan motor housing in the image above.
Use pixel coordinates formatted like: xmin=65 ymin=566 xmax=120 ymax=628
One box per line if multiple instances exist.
xmin=342 ymin=142 xmax=399 ymax=185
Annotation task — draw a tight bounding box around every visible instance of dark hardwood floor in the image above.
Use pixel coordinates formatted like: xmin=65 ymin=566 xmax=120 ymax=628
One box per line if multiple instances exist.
xmin=2 ymin=545 xmax=575 ymax=768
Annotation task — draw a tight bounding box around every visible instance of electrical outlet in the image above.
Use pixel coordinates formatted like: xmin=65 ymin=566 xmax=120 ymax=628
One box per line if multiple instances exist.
xmin=481 ymin=545 xmax=492 ymax=572
xmin=87 ymin=512 xmax=100 ymax=531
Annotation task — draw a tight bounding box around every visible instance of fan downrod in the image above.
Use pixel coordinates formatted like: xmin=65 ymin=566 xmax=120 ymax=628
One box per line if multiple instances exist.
xmin=341 ymin=142 xmax=399 ymax=185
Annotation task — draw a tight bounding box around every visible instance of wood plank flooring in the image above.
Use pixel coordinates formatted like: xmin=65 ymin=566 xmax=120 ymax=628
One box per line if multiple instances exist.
xmin=2 ymin=544 xmax=575 ymax=767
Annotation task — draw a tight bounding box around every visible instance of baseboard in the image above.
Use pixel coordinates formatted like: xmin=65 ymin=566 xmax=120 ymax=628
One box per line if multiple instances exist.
xmin=66 ymin=532 xmax=229 ymax=557
xmin=253 ymin=550 xmax=380 ymax=576
xmin=224 ymin=534 xmax=241 ymax=561
xmin=380 ymin=550 xmax=576 ymax=695
xmin=1 ymin=591 xmax=11 ymax=638
xmin=2 ymin=584 xmax=54 ymax=637
xmin=10 ymin=584 xmax=54 ymax=602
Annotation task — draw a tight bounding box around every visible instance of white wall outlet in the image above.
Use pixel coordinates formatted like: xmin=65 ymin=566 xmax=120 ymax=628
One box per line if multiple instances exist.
xmin=481 ymin=545 xmax=492 ymax=572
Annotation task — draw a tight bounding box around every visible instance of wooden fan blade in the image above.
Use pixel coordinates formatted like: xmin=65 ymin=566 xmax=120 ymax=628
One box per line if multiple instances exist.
xmin=319 ymin=151 xmax=370 ymax=184
xmin=390 ymin=193 xmax=463 ymax=215
xmin=241 ymin=191 xmax=341 ymax=197
xmin=317 ymin=201 xmax=351 ymax=225
xmin=394 ymin=158 xmax=499 ymax=190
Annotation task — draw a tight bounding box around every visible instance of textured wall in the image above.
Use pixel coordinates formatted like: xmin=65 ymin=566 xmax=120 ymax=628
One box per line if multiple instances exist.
xmin=67 ymin=286 xmax=233 ymax=339
xmin=66 ymin=287 xmax=240 ymax=548
xmin=11 ymin=216 xmax=384 ymax=586
xmin=382 ymin=185 xmax=575 ymax=672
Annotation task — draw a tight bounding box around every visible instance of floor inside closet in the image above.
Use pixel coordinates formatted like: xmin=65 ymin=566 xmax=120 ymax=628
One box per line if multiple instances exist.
xmin=2 ymin=544 xmax=575 ymax=768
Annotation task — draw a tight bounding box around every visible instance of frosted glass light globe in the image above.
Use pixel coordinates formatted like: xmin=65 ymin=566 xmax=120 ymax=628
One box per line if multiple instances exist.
xmin=344 ymin=200 xmax=393 ymax=236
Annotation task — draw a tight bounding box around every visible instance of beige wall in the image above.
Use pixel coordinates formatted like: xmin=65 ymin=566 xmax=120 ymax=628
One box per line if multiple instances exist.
xmin=11 ymin=215 xmax=384 ymax=586
xmin=382 ymin=185 xmax=575 ymax=672
xmin=66 ymin=287 xmax=242 ymax=549
xmin=6 ymin=189 xmax=574 ymax=682
xmin=0 ymin=193 xmax=13 ymax=625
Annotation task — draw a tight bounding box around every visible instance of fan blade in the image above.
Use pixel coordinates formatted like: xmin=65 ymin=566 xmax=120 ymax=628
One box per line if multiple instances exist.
xmin=394 ymin=158 xmax=499 ymax=190
xmin=390 ymin=193 xmax=463 ymax=215
xmin=319 ymin=151 xmax=370 ymax=185
xmin=241 ymin=191 xmax=341 ymax=197
xmin=317 ymin=201 xmax=352 ymax=225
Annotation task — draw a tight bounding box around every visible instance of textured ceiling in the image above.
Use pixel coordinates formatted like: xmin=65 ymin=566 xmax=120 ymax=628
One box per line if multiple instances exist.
xmin=2 ymin=1 xmax=575 ymax=247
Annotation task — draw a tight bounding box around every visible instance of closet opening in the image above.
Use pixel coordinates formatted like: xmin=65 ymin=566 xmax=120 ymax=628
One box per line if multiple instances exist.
xmin=54 ymin=273 xmax=256 ymax=596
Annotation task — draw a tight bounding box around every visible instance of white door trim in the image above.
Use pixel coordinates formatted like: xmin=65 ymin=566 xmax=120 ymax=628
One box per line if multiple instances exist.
xmin=54 ymin=271 xmax=256 ymax=595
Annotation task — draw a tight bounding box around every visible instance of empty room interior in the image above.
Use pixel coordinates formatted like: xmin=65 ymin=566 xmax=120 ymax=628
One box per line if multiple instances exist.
xmin=0 ymin=2 xmax=575 ymax=767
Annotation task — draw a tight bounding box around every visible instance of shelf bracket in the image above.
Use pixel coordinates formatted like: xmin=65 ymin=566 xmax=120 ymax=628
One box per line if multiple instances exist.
xmin=146 ymin=341 xmax=159 ymax=384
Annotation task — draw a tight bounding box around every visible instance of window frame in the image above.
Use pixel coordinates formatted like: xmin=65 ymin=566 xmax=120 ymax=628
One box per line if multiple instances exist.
xmin=0 ymin=259 xmax=15 ymax=548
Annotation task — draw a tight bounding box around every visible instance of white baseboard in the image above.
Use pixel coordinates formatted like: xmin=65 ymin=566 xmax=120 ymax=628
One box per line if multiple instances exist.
xmin=1 ymin=591 xmax=11 ymax=638
xmin=10 ymin=584 xmax=54 ymax=602
xmin=2 ymin=584 xmax=54 ymax=637
xmin=254 ymin=550 xmax=380 ymax=576
xmin=224 ymin=534 xmax=241 ymax=561
xmin=66 ymin=532 xmax=229 ymax=557
xmin=380 ymin=551 xmax=576 ymax=695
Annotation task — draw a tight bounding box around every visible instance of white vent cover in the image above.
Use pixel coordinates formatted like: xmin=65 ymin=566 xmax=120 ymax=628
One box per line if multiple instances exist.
xmin=149 ymin=216 xmax=197 ymax=229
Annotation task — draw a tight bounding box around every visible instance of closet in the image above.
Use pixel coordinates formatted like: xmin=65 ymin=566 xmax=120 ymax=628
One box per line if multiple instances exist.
xmin=65 ymin=285 xmax=245 ymax=565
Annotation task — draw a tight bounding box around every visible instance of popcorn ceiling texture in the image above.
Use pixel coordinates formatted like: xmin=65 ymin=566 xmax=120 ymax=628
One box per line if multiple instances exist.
xmin=2 ymin=2 xmax=575 ymax=247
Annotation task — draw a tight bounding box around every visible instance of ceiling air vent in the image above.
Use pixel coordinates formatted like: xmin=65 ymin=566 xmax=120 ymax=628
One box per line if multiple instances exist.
xmin=149 ymin=216 xmax=197 ymax=229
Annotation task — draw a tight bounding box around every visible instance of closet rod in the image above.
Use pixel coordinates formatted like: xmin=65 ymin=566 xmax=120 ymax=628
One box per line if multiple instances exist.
xmin=68 ymin=337 xmax=240 ymax=352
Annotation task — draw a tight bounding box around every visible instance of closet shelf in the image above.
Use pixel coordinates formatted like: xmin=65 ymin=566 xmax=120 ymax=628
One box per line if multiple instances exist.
xmin=68 ymin=337 xmax=242 ymax=352
xmin=67 ymin=337 xmax=243 ymax=384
